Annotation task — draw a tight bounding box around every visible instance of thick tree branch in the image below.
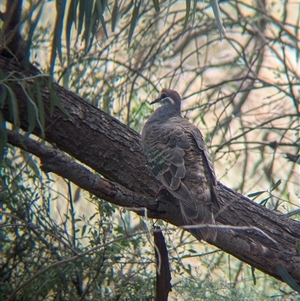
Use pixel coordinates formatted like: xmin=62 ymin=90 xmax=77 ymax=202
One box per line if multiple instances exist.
xmin=1 ymin=56 xmax=300 ymax=288
xmin=6 ymin=130 xmax=158 ymax=215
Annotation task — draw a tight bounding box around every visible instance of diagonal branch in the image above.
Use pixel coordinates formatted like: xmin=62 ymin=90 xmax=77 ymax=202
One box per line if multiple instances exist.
xmin=6 ymin=130 xmax=158 ymax=214
xmin=1 ymin=55 xmax=300 ymax=287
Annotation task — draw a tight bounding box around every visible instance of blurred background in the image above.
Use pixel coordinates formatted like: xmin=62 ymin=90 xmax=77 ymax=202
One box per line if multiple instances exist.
xmin=1 ymin=0 xmax=299 ymax=300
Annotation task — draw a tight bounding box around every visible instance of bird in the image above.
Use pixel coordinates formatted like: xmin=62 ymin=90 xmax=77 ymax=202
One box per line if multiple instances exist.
xmin=141 ymin=89 xmax=219 ymax=241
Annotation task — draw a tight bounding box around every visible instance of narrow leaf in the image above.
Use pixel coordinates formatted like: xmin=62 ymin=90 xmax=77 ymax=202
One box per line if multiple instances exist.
xmin=48 ymin=80 xmax=70 ymax=118
xmin=0 ymin=81 xmax=7 ymax=108
xmin=183 ymin=0 xmax=191 ymax=30
xmin=276 ymin=264 xmax=300 ymax=293
xmin=209 ymin=0 xmax=225 ymax=40
xmin=26 ymin=93 xmax=36 ymax=135
xmin=251 ymin=266 xmax=256 ymax=285
xmin=95 ymin=0 xmax=108 ymax=40
xmin=78 ymin=0 xmax=86 ymax=36
xmin=128 ymin=1 xmax=141 ymax=46
xmin=4 ymin=84 xmax=19 ymax=128
xmin=285 ymin=208 xmax=300 ymax=218
xmin=270 ymin=179 xmax=281 ymax=192
xmin=35 ymin=81 xmax=45 ymax=138
xmin=296 ymin=12 xmax=300 ymax=61
xmin=296 ymin=242 xmax=300 ymax=253
xmin=152 ymin=0 xmax=160 ymax=12
xmin=19 ymin=83 xmax=44 ymax=137
xmin=50 ymin=0 xmax=66 ymax=76
xmin=247 ymin=190 xmax=265 ymax=198
xmin=259 ymin=197 xmax=270 ymax=206
xmin=82 ymin=225 xmax=87 ymax=236
xmin=192 ymin=0 xmax=197 ymax=26
xmin=24 ymin=2 xmax=44 ymax=66
xmin=83 ymin=0 xmax=94 ymax=49
xmin=66 ymin=0 xmax=77 ymax=64
xmin=111 ymin=0 xmax=119 ymax=32
xmin=0 ymin=112 xmax=7 ymax=168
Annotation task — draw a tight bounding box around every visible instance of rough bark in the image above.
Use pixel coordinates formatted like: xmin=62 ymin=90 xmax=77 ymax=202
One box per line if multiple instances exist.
xmin=1 ymin=56 xmax=300 ymax=288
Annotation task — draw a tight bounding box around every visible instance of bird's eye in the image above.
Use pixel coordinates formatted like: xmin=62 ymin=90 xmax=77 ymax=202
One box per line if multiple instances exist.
xmin=161 ymin=93 xmax=167 ymax=99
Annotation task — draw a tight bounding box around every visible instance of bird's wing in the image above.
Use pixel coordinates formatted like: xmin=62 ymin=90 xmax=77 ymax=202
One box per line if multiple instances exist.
xmin=189 ymin=126 xmax=217 ymax=187
xmin=177 ymin=121 xmax=218 ymax=240
xmin=186 ymin=123 xmax=219 ymax=211
xmin=142 ymin=123 xmax=195 ymax=204
xmin=142 ymin=118 xmax=218 ymax=240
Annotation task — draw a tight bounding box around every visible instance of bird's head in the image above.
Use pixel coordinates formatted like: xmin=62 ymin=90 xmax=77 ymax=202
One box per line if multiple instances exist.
xmin=151 ymin=89 xmax=182 ymax=111
xmin=144 ymin=89 xmax=182 ymax=123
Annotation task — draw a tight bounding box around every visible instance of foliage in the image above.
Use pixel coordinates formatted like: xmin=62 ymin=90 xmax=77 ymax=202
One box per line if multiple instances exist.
xmin=1 ymin=0 xmax=299 ymax=300
xmin=1 ymin=147 xmax=157 ymax=300
xmin=2 ymin=147 xmax=298 ymax=300
xmin=17 ymin=0 xmax=298 ymax=208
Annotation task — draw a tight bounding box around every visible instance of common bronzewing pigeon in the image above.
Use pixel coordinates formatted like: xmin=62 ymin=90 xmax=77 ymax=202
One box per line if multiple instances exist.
xmin=141 ymin=89 xmax=219 ymax=241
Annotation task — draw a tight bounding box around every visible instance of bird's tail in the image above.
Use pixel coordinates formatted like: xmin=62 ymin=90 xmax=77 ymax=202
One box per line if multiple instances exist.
xmin=179 ymin=202 xmax=217 ymax=241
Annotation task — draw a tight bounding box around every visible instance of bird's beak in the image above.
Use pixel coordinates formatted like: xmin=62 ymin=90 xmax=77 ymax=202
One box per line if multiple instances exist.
xmin=150 ymin=96 xmax=161 ymax=105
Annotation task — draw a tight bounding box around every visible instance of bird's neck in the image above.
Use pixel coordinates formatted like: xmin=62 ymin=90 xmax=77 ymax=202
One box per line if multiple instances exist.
xmin=148 ymin=106 xmax=181 ymax=123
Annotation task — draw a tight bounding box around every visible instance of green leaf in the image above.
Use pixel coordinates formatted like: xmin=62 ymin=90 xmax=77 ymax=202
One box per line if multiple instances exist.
xmin=247 ymin=190 xmax=265 ymax=198
xmin=251 ymin=266 xmax=256 ymax=285
xmin=296 ymin=13 xmax=300 ymax=61
xmin=128 ymin=1 xmax=141 ymax=46
xmin=152 ymin=0 xmax=160 ymax=12
xmin=0 ymin=112 xmax=7 ymax=168
xmin=111 ymin=0 xmax=119 ymax=32
xmin=83 ymin=0 xmax=94 ymax=50
xmin=192 ymin=0 xmax=197 ymax=26
xmin=259 ymin=197 xmax=270 ymax=206
xmin=25 ymin=87 xmax=38 ymax=135
xmin=35 ymin=81 xmax=45 ymax=138
xmin=66 ymin=0 xmax=78 ymax=64
xmin=296 ymin=242 xmax=300 ymax=253
xmin=285 ymin=208 xmax=300 ymax=218
xmin=48 ymin=80 xmax=70 ymax=118
xmin=270 ymin=179 xmax=281 ymax=192
xmin=4 ymin=84 xmax=19 ymax=129
xmin=210 ymin=0 xmax=225 ymax=40
xmin=276 ymin=264 xmax=300 ymax=293
xmin=183 ymin=0 xmax=191 ymax=30
xmin=95 ymin=0 xmax=108 ymax=39
xmin=89 ymin=212 xmax=98 ymax=221
xmin=24 ymin=2 xmax=44 ymax=66
xmin=51 ymin=0 xmax=66 ymax=76
xmin=18 ymin=82 xmax=44 ymax=137
xmin=77 ymin=0 xmax=85 ymax=37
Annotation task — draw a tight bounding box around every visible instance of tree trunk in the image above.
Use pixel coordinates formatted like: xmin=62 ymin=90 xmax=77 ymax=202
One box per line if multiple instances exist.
xmin=1 ymin=56 xmax=300 ymax=288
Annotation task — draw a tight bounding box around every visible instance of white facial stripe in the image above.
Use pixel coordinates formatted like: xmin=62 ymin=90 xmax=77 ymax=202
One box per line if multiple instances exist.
xmin=166 ymin=96 xmax=174 ymax=104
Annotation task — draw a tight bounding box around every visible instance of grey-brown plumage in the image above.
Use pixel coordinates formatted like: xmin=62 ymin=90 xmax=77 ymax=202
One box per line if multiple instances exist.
xmin=141 ymin=89 xmax=219 ymax=241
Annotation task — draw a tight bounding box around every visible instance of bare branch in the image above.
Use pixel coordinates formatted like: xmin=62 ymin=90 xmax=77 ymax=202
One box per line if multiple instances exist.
xmin=154 ymin=227 xmax=172 ymax=301
xmin=6 ymin=229 xmax=159 ymax=301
